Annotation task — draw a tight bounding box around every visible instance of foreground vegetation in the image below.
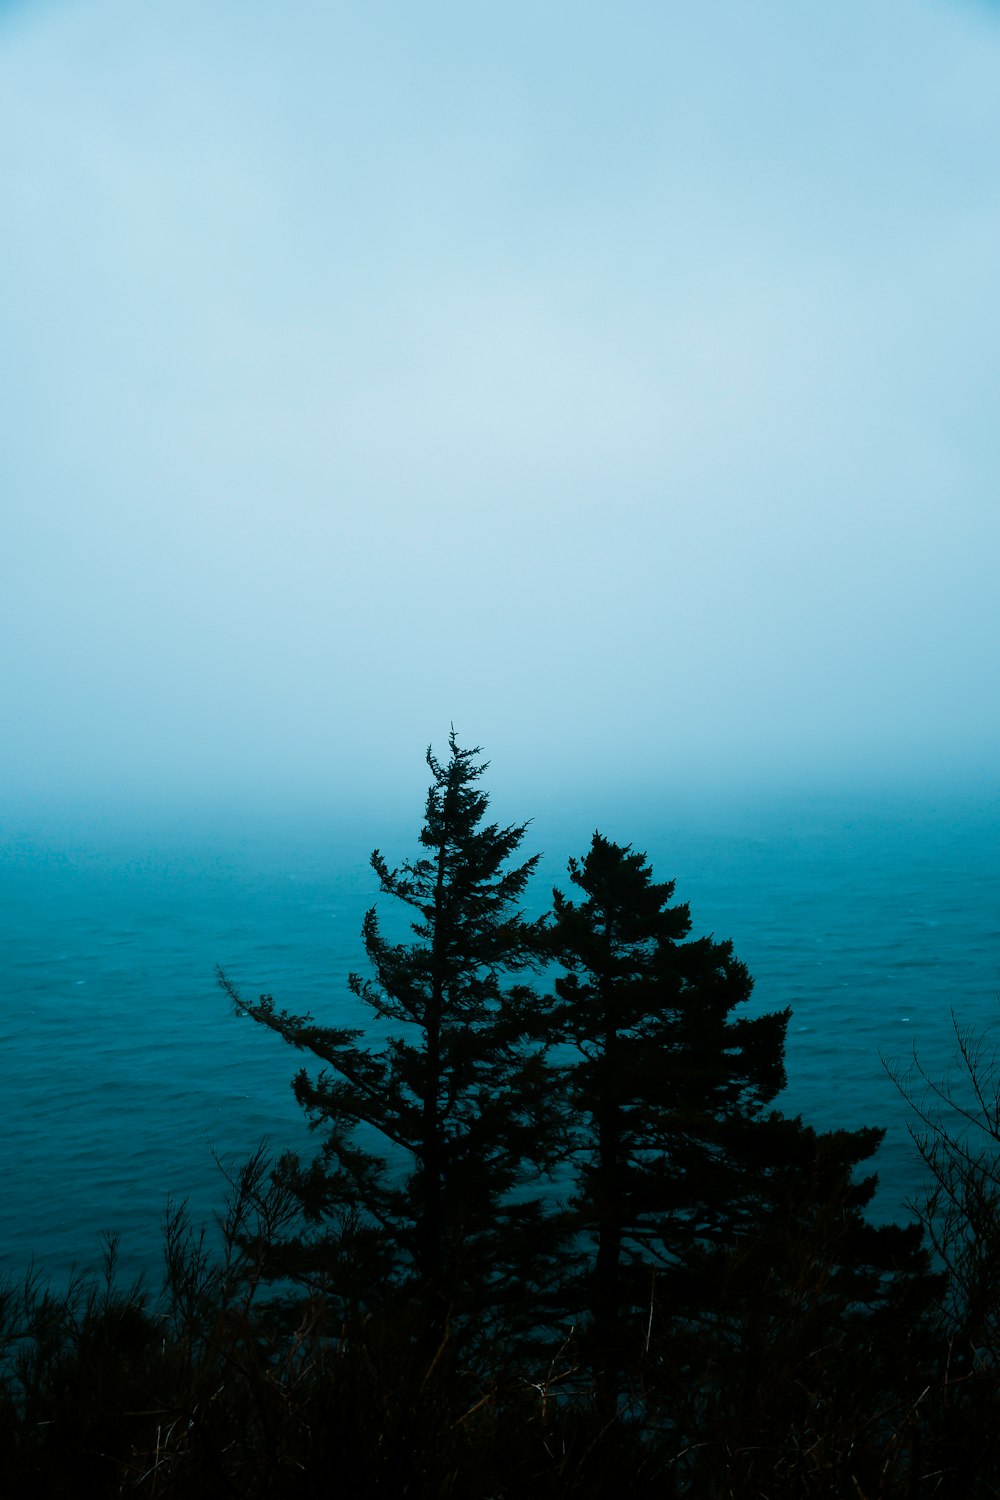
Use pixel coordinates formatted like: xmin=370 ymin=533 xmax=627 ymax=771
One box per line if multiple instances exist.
xmin=1 ymin=1163 xmax=997 ymax=1498
xmin=5 ymin=738 xmax=999 ymax=1495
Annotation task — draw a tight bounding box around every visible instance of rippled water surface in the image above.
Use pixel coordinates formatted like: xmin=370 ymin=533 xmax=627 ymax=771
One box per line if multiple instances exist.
xmin=3 ymin=781 xmax=997 ymax=1283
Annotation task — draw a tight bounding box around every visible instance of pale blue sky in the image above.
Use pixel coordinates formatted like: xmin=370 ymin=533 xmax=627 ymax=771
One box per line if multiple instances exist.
xmin=3 ymin=0 xmax=999 ymax=811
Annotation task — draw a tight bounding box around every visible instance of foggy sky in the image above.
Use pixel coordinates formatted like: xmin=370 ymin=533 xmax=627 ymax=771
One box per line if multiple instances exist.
xmin=3 ymin=0 xmax=999 ymax=814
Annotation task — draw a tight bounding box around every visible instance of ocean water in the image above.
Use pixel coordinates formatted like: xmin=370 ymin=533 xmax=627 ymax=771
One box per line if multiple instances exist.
xmin=2 ymin=780 xmax=998 ymax=1287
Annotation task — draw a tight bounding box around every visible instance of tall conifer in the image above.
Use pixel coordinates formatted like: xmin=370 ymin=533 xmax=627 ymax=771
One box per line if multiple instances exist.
xmin=544 ymin=833 xmax=927 ymax=1374
xmin=544 ymin=834 xmax=789 ymax=1351
xmin=222 ymin=734 xmax=554 ymax=1330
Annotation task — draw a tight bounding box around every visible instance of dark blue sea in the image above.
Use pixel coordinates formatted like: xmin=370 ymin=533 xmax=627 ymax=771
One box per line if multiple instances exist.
xmin=3 ymin=779 xmax=998 ymax=1287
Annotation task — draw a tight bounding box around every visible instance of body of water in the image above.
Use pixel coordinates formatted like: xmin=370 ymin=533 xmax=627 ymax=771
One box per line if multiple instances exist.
xmin=2 ymin=779 xmax=998 ymax=1285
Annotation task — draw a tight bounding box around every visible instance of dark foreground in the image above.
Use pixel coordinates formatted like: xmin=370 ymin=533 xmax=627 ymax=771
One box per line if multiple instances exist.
xmin=1 ymin=1199 xmax=997 ymax=1500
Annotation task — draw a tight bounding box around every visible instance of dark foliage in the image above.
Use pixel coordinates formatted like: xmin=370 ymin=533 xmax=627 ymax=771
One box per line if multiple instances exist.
xmin=541 ymin=833 xmax=932 ymax=1402
xmin=221 ymin=733 xmax=558 ymax=1331
xmin=542 ymin=832 xmax=790 ymax=1348
xmin=0 ymin=1189 xmax=990 ymax=1499
xmin=885 ymin=1012 xmax=1000 ymax=1495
